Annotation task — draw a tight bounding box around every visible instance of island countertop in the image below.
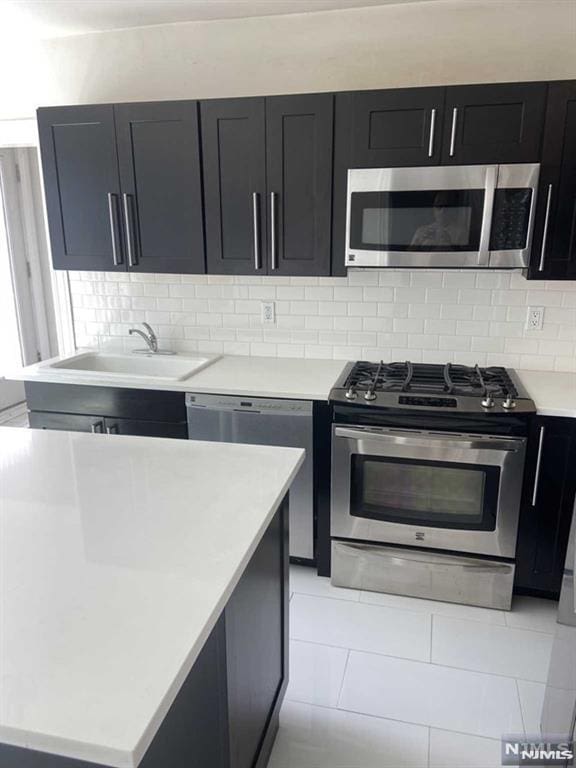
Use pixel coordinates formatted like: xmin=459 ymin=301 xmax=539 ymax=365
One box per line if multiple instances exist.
xmin=0 ymin=427 xmax=304 ymax=768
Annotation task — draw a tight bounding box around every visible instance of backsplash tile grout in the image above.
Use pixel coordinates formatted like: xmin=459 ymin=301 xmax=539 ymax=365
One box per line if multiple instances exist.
xmin=68 ymin=269 xmax=576 ymax=372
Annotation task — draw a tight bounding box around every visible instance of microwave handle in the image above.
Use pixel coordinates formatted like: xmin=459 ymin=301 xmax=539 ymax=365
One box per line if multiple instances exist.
xmin=334 ymin=426 xmax=523 ymax=453
xmin=477 ymin=165 xmax=498 ymax=267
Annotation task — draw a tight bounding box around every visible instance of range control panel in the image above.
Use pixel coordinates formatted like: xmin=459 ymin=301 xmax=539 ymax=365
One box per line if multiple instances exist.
xmin=398 ymin=396 xmax=458 ymax=408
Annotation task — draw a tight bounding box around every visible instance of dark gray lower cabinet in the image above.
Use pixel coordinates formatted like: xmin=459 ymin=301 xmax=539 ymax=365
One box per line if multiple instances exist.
xmin=226 ymin=508 xmax=286 ymax=768
xmin=0 ymin=499 xmax=289 ymax=768
xmin=26 ymin=383 xmax=188 ymax=439
xmin=515 ymin=417 xmax=576 ymax=598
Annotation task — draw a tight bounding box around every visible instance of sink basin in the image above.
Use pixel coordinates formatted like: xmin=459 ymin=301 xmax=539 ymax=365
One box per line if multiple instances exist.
xmin=47 ymin=352 xmax=219 ymax=382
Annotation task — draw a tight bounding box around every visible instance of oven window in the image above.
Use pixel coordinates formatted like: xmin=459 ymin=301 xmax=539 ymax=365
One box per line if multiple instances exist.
xmin=350 ymin=456 xmax=499 ymax=530
xmin=349 ymin=190 xmax=484 ymax=252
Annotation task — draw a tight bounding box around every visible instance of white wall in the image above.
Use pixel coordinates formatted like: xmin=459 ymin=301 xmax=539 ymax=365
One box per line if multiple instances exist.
xmin=5 ymin=0 xmax=576 ymax=371
xmin=1 ymin=0 xmax=575 ymax=119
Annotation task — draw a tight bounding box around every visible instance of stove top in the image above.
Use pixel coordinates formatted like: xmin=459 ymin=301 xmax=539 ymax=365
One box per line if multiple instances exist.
xmin=331 ymin=361 xmax=535 ymax=414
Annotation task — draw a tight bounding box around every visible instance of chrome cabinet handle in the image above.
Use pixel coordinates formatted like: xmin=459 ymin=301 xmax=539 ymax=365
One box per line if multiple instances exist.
xmin=428 ymin=109 xmax=437 ymax=158
xmin=449 ymin=107 xmax=458 ymax=157
xmin=539 ymin=184 xmax=553 ymax=272
xmin=107 ymin=193 xmax=122 ymax=266
xmin=270 ymin=192 xmax=278 ymax=270
xmin=122 ymin=193 xmax=138 ymax=268
xmin=252 ymin=192 xmax=261 ymax=271
xmin=531 ymin=426 xmax=545 ymax=506
xmin=90 ymin=421 xmax=104 ymax=434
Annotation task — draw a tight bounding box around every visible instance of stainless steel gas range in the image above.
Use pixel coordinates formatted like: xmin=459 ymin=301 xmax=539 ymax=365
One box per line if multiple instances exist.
xmin=329 ymin=361 xmax=535 ymax=610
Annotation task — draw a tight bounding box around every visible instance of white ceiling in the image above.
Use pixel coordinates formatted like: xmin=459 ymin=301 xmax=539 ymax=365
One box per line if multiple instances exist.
xmin=0 ymin=0 xmax=434 ymax=40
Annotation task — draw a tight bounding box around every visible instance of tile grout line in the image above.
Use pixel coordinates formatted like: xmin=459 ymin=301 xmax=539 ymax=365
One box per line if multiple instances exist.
xmin=286 ymin=698 xmax=501 ymax=746
xmin=291 ymin=587 xmax=556 ymax=635
xmin=335 ymin=648 xmax=351 ymax=709
xmin=514 ymin=678 xmax=527 ymax=736
xmin=289 ymin=636 xmax=550 ymax=686
xmin=332 ymin=698 xmax=510 ymax=744
xmin=429 ymin=613 xmax=434 ymax=663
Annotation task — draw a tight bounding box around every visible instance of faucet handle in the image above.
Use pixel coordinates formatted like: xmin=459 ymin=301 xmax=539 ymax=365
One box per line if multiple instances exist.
xmin=141 ymin=322 xmax=157 ymax=340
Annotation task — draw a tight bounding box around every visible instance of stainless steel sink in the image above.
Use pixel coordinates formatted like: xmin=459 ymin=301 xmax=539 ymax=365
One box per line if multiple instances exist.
xmin=46 ymin=352 xmax=219 ymax=382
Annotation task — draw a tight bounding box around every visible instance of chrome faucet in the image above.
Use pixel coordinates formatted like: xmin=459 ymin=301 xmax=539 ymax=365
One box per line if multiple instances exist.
xmin=128 ymin=322 xmax=169 ymax=354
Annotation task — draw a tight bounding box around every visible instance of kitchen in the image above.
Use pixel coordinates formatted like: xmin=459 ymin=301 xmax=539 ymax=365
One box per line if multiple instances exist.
xmin=0 ymin=1 xmax=576 ymax=767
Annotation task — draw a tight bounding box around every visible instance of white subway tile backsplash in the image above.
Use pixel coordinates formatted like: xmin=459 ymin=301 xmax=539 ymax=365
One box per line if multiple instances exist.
xmin=68 ymin=270 xmax=576 ymax=371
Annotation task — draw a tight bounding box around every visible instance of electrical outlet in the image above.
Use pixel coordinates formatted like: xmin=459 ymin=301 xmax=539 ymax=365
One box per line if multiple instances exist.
xmin=526 ymin=306 xmax=545 ymax=331
xmin=261 ymin=301 xmax=275 ymax=325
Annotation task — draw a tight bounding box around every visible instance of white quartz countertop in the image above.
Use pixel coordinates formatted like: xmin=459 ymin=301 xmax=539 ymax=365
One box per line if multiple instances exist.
xmin=11 ymin=354 xmax=348 ymax=401
xmin=515 ymin=369 xmax=576 ymax=418
xmin=181 ymin=354 xmax=347 ymax=400
xmin=0 ymin=428 xmax=304 ymax=768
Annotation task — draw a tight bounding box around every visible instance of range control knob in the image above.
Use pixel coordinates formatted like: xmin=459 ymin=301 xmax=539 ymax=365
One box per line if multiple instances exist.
xmin=481 ymin=395 xmax=495 ymax=409
xmin=364 ymin=390 xmax=377 ymax=402
xmin=502 ymin=396 xmax=516 ymax=410
xmin=345 ymin=388 xmax=357 ymax=400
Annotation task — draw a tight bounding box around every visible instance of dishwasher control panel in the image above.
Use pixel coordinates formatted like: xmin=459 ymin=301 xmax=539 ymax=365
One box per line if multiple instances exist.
xmin=186 ymin=393 xmax=312 ymax=416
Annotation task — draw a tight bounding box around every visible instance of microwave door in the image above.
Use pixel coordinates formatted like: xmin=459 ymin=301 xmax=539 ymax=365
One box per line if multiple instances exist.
xmin=345 ymin=165 xmax=495 ymax=268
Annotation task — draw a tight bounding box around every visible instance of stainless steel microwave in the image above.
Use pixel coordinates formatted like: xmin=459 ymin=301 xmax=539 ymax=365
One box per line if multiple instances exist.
xmin=345 ymin=163 xmax=540 ymax=269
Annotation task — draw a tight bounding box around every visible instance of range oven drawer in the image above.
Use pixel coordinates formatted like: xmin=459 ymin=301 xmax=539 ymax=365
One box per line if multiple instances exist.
xmin=331 ymin=540 xmax=515 ymax=610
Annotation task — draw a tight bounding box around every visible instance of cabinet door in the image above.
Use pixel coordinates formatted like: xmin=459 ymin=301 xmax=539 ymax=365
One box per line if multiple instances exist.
xmin=225 ymin=504 xmax=287 ymax=768
xmin=29 ymin=411 xmax=105 ymax=433
xmin=201 ymin=98 xmax=266 ymax=275
xmin=105 ymin=418 xmax=188 ymax=439
xmin=442 ymin=82 xmax=547 ymax=164
xmin=331 ymin=87 xmax=444 ymax=275
xmin=336 ymin=88 xmax=445 ymax=168
xmin=515 ymin=417 xmax=576 ymax=597
xmin=266 ymin=94 xmax=333 ymax=276
xmin=529 ymin=81 xmax=576 ymax=280
xmin=115 ymin=101 xmax=205 ymax=274
xmin=37 ymin=105 xmax=124 ymax=272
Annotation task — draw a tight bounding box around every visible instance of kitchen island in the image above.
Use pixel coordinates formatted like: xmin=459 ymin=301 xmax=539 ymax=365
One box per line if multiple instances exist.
xmin=0 ymin=427 xmax=304 ymax=768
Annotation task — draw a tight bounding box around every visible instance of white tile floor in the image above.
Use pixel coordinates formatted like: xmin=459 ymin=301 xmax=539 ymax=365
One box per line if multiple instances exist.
xmin=268 ymin=565 xmax=557 ymax=768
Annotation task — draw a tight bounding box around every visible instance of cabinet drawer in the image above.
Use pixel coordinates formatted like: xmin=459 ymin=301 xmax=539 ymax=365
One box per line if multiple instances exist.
xmin=25 ymin=383 xmax=186 ymax=423
xmin=29 ymin=411 xmax=104 ymax=433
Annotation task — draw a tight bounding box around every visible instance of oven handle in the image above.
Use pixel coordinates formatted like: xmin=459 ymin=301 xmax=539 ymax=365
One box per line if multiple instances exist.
xmin=333 ymin=426 xmax=524 ymax=453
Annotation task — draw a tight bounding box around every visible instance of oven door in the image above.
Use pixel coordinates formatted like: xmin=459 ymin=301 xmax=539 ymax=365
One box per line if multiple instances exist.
xmin=331 ymin=425 xmax=526 ymax=559
xmin=345 ymin=165 xmax=496 ymax=268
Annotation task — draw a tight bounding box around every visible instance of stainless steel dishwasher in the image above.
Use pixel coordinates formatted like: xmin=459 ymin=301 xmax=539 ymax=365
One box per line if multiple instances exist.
xmin=186 ymin=393 xmax=314 ymax=560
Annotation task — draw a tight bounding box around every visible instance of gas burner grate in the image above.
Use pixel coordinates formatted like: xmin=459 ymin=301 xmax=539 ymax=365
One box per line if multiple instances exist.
xmin=343 ymin=361 xmax=518 ymax=399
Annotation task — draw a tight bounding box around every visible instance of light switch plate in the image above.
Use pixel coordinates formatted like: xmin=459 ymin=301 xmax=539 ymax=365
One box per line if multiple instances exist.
xmin=526 ymin=306 xmax=545 ymax=331
xmin=261 ymin=301 xmax=275 ymax=325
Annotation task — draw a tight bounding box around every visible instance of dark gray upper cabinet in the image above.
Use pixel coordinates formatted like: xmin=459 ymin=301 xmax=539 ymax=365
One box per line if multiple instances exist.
xmin=529 ymin=81 xmax=576 ymax=280
xmin=115 ymin=101 xmax=205 ymax=274
xmin=37 ymin=105 xmax=124 ymax=272
xmin=265 ymin=94 xmax=333 ymax=276
xmin=201 ymin=98 xmax=267 ymax=275
xmin=202 ymin=94 xmax=333 ymax=276
xmin=38 ymin=101 xmax=205 ymax=274
xmin=331 ymin=87 xmax=445 ymax=276
xmin=441 ymin=82 xmax=547 ymax=164
xmin=335 ymin=88 xmax=445 ymax=168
